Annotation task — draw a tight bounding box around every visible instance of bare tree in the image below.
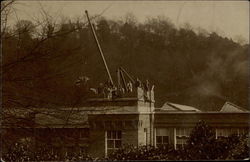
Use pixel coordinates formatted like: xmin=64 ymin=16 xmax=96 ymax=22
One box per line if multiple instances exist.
xmin=1 ymin=0 xmax=15 ymax=37
xmin=1 ymin=1 xmax=116 ymax=160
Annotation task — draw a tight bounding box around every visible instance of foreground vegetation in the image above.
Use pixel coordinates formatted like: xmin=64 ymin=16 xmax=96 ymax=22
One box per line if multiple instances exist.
xmin=2 ymin=121 xmax=249 ymax=161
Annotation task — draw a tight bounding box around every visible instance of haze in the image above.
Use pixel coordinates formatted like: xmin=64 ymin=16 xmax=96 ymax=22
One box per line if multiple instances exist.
xmin=8 ymin=0 xmax=249 ymax=43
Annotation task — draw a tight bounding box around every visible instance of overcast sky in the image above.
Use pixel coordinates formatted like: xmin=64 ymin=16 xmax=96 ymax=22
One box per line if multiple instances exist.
xmin=10 ymin=0 xmax=249 ymax=43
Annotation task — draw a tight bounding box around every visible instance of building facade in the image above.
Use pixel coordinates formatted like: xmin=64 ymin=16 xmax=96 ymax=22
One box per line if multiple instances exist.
xmin=2 ymin=86 xmax=249 ymax=158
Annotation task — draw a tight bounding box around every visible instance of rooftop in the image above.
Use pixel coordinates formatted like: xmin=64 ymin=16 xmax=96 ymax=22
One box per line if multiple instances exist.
xmin=156 ymin=102 xmax=201 ymax=112
xmin=156 ymin=101 xmax=248 ymax=113
xmin=220 ymin=102 xmax=248 ymax=112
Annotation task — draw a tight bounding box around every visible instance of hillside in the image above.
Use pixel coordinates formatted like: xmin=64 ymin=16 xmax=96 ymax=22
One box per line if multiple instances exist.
xmin=2 ymin=15 xmax=249 ymax=111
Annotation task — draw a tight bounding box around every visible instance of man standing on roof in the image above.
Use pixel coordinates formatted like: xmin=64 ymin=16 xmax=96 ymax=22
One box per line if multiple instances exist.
xmin=98 ymin=83 xmax=105 ymax=97
xmin=135 ymin=78 xmax=141 ymax=88
xmin=111 ymin=85 xmax=118 ymax=99
xmin=127 ymin=81 xmax=133 ymax=92
xmin=145 ymin=79 xmax=150 ymax=91
xmin=142 ymin=79 xmax=150 ymax=100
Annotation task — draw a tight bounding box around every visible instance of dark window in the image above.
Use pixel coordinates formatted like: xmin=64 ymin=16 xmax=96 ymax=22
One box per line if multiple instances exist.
xmin=156 ymin=136 xmax=169 ymax=147
xmin=156 ymin=128 xmax=170 ymax=147
xmin=176 ymin=128 xmax=191 ymax=149
xmin=107 ymin=130 xmax=122 ymax=154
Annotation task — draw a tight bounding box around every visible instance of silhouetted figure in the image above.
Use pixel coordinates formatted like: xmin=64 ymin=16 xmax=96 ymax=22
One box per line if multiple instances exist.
xmin=127 ymin=81 xmax=133 ymax=92
xmin=97 ymin=83 xmax=105 ymax=97
xmin=111 ymin=86 xmax=118 ymax=99
xmin=135 ymin=78 xmax=141 ymax=88
xmin=145 ymin=79 xmax=150 ymax=91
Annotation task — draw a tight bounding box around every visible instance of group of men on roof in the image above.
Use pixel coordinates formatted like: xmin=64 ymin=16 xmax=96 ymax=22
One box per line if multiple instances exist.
xmin=75 ymin=76 xmax=154 ymax=100
xmin=96 ymin=78 xmax=154 ymax=99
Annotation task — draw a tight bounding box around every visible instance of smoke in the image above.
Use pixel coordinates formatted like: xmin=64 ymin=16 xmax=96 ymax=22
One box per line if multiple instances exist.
xmin=233 ymin=60 xmax=248 ymax=76
xmin=188 ymin=47 xmax=248 ymax=102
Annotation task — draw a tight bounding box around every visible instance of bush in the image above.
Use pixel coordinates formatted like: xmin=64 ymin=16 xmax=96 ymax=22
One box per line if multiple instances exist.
xmin=108 ymin=144 xmax=177 ymax=160
xmin=184 ymin=120 xmax=217 ymax=160
xmin=184 ymin=120 xmax=249 ymax=160
xmin=2 ymin=121 xmax=249 ymax=161
xmin=109 ymin=121 xmax=249 ymax=161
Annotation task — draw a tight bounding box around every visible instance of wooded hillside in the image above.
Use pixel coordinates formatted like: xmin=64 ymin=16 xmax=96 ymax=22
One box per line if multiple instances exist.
xmin=2 ymin=14 xmax=249 ymax=111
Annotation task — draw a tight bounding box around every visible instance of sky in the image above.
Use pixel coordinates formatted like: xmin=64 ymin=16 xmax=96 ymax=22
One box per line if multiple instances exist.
xmin=8 ymin=0 xmax=249 ymax=43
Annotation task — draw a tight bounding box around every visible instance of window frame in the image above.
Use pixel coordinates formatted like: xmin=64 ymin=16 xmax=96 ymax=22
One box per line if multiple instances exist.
xmin=156 ymin=128 xmax=170 ymax=147
xmin=176 ymin=127 xmax=192 ymax=149
xmin=106 ymin=130 xmax=122 ymax=154
xmin=216 ymin=128 xmax=248 ymax=139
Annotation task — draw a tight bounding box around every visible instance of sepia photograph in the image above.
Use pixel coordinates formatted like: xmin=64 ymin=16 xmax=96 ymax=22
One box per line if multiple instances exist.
xmin=1 ymin=0 xmax=249 ymax=161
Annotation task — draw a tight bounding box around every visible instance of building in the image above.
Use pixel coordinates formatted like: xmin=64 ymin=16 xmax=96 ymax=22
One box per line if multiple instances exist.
xmin=84 ymin=86 xmax=249 ymax=157
xmin=154 ymin=101 xmax=249 ymax=150
xmin=2 ymin=84 xmax=249 ymax=158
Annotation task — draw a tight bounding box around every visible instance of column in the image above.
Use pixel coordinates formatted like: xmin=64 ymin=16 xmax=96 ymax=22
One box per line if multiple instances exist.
xmin=104 ymin=131 xmax=107 ymax=157
xmin=174 ymin=128 xmax=176 ymax=150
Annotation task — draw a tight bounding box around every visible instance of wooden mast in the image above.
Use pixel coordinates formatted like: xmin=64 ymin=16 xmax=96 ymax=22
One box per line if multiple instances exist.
xmin=85 ymin=10 xmax=114 ymax=86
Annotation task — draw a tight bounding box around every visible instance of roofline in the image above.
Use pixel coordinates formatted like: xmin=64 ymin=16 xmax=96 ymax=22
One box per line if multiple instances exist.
xmin=221 ymin=101 xmax=248 ymax=112
xmin=86 ymin=97 xmax=140 ymax=102
xmin=162 ymin=102 xmax=201 ymax=111
xmin=88 ymin=112 xmax=154 ymax=115
xmin=166 ymin=103 xmax=183 ymax=111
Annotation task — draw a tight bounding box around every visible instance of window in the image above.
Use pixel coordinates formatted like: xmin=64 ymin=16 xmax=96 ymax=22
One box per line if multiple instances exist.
xmin=176 ymin=138 xmax=187 ymax=150
xmin=230 ymin=128 xmax=238 ymax=135
xmin=238 ymin=128 xmax=247 ymax=136
xmin=246 ymin=129 xmax=250 ymax=138
xmin=216 ymin=128 xmax=248 ymax=138
xmin=176 ymin=128 xmax=192 ymax=149
xmin=176 ymin=128 xmax=191 ymax=137
xmin=107 ymin=130 xmax=122 ymax=154
xmin=217 ymin=128 xmax=230 ymax=138
xmin=156 ymin=128 xmax=169 ymax=147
